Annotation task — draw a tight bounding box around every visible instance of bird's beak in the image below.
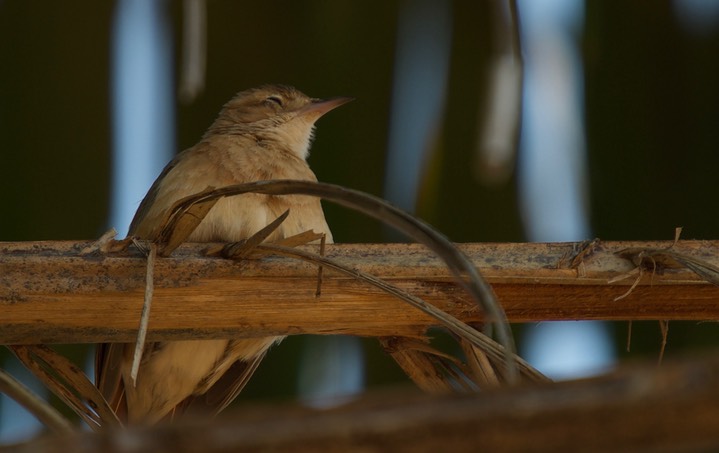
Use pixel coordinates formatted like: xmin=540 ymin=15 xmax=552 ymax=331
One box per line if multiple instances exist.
xmin=298 ymin=96 xmax=354 ymax=119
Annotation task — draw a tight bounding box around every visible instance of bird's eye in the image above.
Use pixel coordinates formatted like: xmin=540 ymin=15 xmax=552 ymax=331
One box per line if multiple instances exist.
xmin=266 ymin=95 xmax=283 ymax=107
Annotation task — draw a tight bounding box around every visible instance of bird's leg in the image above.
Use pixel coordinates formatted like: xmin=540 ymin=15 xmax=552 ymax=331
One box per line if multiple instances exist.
xmin=315 ymin=233 xmax=326 ymax=298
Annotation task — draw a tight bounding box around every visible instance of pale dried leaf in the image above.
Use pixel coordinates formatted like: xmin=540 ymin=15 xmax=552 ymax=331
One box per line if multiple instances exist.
xmin=130 ymin=243 xmax=157 ymax=386
xmin=221 ymin=210 xmax=289 ymax=259
xmin=658 ymin=320 xmax=670 ymax=365
xmin=156 ymin=186 xmax=218 ymax=256
xmin=273 ymin=230 xmax=325 ymax=248
xmin=80 ymin=228 xmax=118 ymax=255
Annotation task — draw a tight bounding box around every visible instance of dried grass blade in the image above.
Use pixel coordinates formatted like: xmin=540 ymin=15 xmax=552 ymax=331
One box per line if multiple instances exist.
xmin=458 ymin=338 xmax=501 ymax=388
xmin=222 ymin=210 xmax=289 ymax=259
xmin=156 ymin=186 xmax=219 ymax=256
xmin=0 ymin=367 xmax=74 ymax=433
xmin=255 ymin=243 xmax=547 ymax=383
xmin=662 ymin=251 xmax=719 ymax=286
xmin=130 ymin=243 xmax=157 ymax=386
xmin=379 ymin=337 xmax=458 ymax=393
xmin=658 ymin=320 xmax=670 ymax=365
xmin=273 ymin=230 xmax=325 ymax=248
xmin=617 ymin=230 xmax=719 ymax=287
xmin=315 ymin=233 xmax=326 ymax=297
xmin=80 ymin=228 xmax=118 ymax=255
xmin=8 ymin=345 xmax=121 ymax=430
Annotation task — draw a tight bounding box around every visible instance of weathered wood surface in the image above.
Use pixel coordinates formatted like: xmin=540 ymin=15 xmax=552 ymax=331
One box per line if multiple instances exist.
xmin=1 ymin=240 xmax=719 ymax=344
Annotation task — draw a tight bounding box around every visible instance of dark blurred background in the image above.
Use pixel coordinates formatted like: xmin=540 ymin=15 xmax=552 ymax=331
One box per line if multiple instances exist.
xmin=2 ymin=0 xmax=719 ymax=441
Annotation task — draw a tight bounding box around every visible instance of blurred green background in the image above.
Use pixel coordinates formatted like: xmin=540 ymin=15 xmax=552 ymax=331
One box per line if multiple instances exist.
xmin=2 ymin=0 xmax=719 ymax=435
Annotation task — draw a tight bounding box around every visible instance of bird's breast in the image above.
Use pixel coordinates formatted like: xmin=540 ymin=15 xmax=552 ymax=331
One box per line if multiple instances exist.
xmin=188 ymin=193 xmax=331 ymax=243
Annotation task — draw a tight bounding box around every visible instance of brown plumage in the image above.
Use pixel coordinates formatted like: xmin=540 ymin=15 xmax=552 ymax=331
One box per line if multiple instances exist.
xmin=96 ymin=85 xmax=351 ymax=425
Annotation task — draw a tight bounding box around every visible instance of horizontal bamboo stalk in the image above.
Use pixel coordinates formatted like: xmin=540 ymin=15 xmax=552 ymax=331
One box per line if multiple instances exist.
xmin=1 ymin=240 xmax=718 ymax=344
xmin=17 ymin=353 xmax=719 ymax=452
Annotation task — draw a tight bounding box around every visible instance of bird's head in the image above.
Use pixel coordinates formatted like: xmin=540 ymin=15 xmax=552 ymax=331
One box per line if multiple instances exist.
xmin=207 ymin=85 xmax=352 ymax=160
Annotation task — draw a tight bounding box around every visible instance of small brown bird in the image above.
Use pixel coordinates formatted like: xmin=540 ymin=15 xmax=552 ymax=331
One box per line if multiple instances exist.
xmin=96 ymin=85 xmax=351 ymax=425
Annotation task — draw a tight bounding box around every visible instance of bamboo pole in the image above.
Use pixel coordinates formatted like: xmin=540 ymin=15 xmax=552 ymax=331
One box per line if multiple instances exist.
xmin=1 ymin=240 xmax=719 ymax=344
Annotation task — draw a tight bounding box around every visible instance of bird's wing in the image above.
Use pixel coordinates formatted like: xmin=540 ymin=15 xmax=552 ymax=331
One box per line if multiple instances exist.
xmin=127 ymin=151 xmax=187 ymax=236
xmin=177 ymin=350 xmax=268 ymax=417
xmin=94 ymin=342 xmax=128 ymax=421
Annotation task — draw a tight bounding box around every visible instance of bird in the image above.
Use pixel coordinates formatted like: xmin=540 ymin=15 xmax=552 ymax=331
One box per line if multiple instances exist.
xmin=96 ymin=84 xmax=352 ymax=425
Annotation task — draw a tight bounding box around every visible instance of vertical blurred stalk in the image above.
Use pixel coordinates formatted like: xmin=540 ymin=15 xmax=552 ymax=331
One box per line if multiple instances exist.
xmin=516 ymin=0 xmax=614 ymax=379
xmin=673 ymin=0 xmax=719 ymax=35
xmin=110 ymin=0 xmax=174 ymax=237
xmin=383 ymin=0 xmax=453 ymax=217
xmin=516 ymin=0 xmax=588 ymax=242
xmin=475 ymin=0 xmax=522 ymax=185
xmin=298 ymin=0 xmax=453 ymax=407
xmin=297 ymin=336 xmax=365 ymax=409
xmin=178 ymin=0 xmax=206 ymax=103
